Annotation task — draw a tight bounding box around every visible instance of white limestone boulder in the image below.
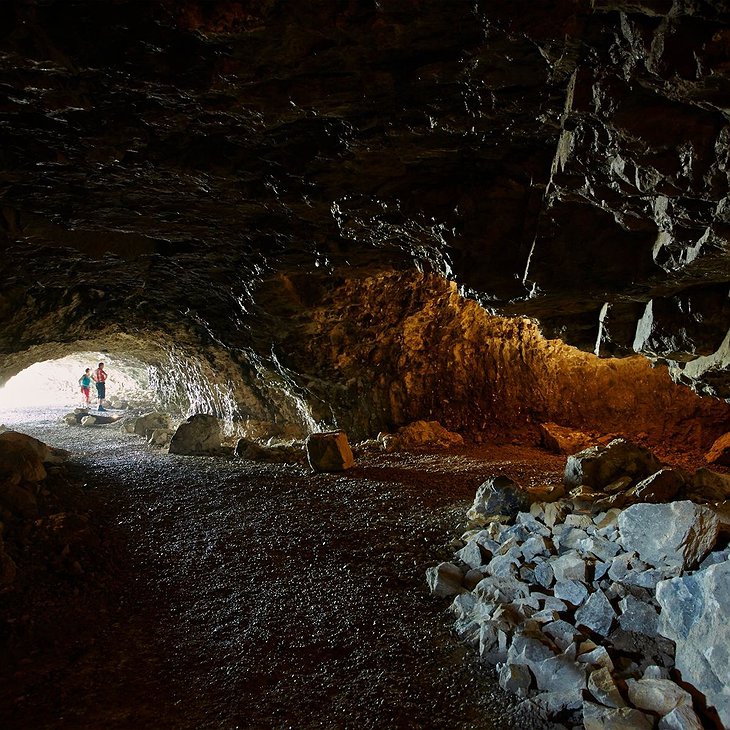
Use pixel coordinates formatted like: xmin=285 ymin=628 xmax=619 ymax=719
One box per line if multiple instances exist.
xmin=618 ymin=501 xmax=719 ymax=570
xmin=467 ymin=475 xmax=532 ymax=523
xmin=656 ymin=561 xmax=730 ymax=728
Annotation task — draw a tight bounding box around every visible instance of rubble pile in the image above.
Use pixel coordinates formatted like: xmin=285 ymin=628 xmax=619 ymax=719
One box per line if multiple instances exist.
xmin=428 ymin=439 xmax=730 ymax=728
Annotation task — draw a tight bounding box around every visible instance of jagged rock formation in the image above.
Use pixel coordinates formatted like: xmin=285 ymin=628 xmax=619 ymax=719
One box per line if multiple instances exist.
xmin=0 ymin=1 xmax=729 ymax=435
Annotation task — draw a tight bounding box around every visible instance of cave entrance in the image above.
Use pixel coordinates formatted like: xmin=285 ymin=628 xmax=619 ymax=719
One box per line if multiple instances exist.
xmin=0 ymin=353 xmax=156 ymax=421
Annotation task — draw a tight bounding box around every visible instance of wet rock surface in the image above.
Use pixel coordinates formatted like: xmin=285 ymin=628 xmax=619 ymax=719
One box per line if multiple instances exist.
xmin=0 ymin=408 xmax=569 ymax=730
xmin=0 ymin=0 xmax=729 ymax=419
xmin=432 ymin=440 xmax=730 ymax=728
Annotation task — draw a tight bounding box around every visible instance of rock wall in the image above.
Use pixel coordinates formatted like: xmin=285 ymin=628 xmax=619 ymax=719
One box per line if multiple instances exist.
xmin=0 ymin=0 xmax=728 ymax=399
xmin=260 ymin=271 xmax=730 ymax=446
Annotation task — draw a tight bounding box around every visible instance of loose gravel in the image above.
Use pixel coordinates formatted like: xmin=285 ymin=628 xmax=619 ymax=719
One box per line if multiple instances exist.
xmin=0 ymin=407 xmax=565 ymax=730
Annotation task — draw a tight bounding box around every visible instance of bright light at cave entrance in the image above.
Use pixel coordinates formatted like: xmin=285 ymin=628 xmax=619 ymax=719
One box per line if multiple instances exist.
xmin=0 ymin=354 xmax=151 ymax=409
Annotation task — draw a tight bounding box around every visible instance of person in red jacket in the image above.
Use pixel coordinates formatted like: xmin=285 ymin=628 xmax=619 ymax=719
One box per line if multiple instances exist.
xmin=92 ymin=362 xmax=108 ymax=411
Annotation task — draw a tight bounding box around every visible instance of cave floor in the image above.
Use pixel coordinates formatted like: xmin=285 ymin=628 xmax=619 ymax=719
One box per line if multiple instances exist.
xmin=2 ymin=407 xmax=708 ymax=730
xmin=0 ymin=408 xmax=574 ymax=730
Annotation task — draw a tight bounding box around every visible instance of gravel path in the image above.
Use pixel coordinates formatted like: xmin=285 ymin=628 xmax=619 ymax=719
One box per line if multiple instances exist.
xmin=1 ymin=407 xmax=565 ymax=729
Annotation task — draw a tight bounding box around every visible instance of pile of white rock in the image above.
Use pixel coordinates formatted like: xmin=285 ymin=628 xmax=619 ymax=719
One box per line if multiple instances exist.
xmin=428 ymin=440 xmax=730 ymax=729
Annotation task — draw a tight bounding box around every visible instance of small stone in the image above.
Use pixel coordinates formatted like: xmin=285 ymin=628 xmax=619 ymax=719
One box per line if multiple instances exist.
xmin=473 ymin=531 xmax=501 ymax=554
xmin=581 ymin=535 xmax=622 ymax=562
xmin=623 ymin=566 xmax=680 ymax=591
xmin=582 ymin=701 xmax=653 ymax=729
xmin=658 ymin=705 xmax=704 ymax=730
xmin=543 ymin=501 xmax=569 ymax=528
xmin=463 ymin=568 xmax=484 ymax=590
xmin=553 ymin=579 xmax=588 ymax=606
xmin=551 ymin=551 xmax=587 ymax=582
xmin=80 ymin=415 xmax=97 ymax=426
xmin=542 ymin=595 xmax=568 ymax=613
xmin=455 ymin=540 xmax=486 ymax=570
xmin=578 ymin=646 xmax=614 ymax=671
xmin=519 ymin=564 xmax=535 ymax=583
xmin=521 ymin=535 xmax=550 ymax=562
xmin=626 ymin=678 xmax=693 ymax=716
xmin=425 ymin=562 xmax=464 ymax=598
xmin=498 ymin=662 xmax=532 ymax=697
xmin=508 ymin=633 xmax=556 ymax=670
xmin=467 ymin=475 xmax=532 ymax=523
xmin=594 ymin=508 xmax=621 ymax=530
xmin=478 ymin=621 xmax=508 ymax=664
xmin=531 ymin=608 xmax=560 ymax=624
xmin=487 ymin=553 xmax=520 ymax=577
xmin=565 ymin=513 xmax=593 ymax=529
xmin=534 ymin=561 xmax=555 ymax=588
xmin=495 ymin=536 xmax=519 ymax=555
xmin=450 ymin=593 xmax=476 ymax=619
xmin=608 ymin=552 xmax=643 ymax=583
xmin=512 ymin=594 xmax=541 ymax=613
xmin=473 ymin=575 xmax=530 ymax=604
xmin=454 ymin=617 xmax=480 ymax=646
xmin=618 ymin=595 xmax=659 ymax=637
xmin=575 ymin=589 xmax=616 ymax=637
xmin=594 ymin=561 xmax=611 ymax=581
xmin=516 ymin=511 xmax=551 ymax=536
xmin=531 ymin=648 xmax=587 ymax=693
xmin=543 ymin=620 xmax=578 ymax=651
xmin=588 ymin=667 xmax=626 ymax=708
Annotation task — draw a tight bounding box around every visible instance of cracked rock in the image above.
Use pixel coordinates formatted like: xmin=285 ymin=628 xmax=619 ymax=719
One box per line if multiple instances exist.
xmin=618 ymin=501 xmax=720 ymax=569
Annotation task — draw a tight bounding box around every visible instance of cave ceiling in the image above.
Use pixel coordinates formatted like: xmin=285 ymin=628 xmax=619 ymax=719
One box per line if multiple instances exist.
xmin=1 ymin=0 xmax=730 ymax=397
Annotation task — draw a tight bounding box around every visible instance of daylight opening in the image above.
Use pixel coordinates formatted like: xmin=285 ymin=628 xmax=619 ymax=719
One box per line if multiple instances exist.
xmin=0 ymin=353 xmax=156 ymax=412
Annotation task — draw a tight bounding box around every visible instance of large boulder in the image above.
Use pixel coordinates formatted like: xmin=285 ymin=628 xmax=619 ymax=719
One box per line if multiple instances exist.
xmin=235 ymin=438 xmax=304 ymax=464
xmin=631 ymin=469 xmax=685 ymax=503
xmin=688 ymin=468 xmax=730 ymax=502
xmin=564 ymin=438 xmax=662 ymax=490
xmin=657 ymin=562 xmax=730 ymax=728
xmin=380 ymin=420 xmax=464 ymax=451
xmin=168 ymin=414 xmax=222 ymax=455
xmin=0 ymin=438 xmax=47 ymax=485
xmin=305 ymin=431 xmax=354 ymax=472
xmin=705 ymin=432 xmax=730 ymax=466
xmin=618 ymin=501 xmax=720 ymax=570
xmin=467 ymin=475 xmax=531 ymax=524
xmin=539 ymin=422 xmax=594 ymax=455
xmin=133 ymin=412 xmax=171 ymax=437
xmin=0 ymin=430 xmax=68 ymax=465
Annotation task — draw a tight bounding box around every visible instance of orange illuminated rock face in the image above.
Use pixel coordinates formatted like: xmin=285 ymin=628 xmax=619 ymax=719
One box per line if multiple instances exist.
xmin=269 ymin=271 xmax=730 ymax=448
xmin=0 ymin=1 xmax=728 ymax=445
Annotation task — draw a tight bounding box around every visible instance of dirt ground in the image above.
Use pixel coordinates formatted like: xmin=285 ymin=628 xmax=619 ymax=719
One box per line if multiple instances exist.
xmin=0 ymin=408 xmax=720 ymax=730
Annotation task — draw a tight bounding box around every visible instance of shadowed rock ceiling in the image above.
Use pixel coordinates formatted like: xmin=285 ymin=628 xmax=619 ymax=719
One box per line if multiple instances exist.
xmin=1 ymin=0 xmax=729 ymax=434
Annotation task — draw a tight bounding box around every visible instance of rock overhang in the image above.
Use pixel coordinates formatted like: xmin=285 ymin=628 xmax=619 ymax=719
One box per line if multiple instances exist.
xmin=1 ymin=0 xmax=729 ymax=421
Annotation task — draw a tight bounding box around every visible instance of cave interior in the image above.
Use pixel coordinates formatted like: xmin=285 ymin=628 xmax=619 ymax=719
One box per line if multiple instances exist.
xmin=2 ymin=0 xmax=730 ymax=728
